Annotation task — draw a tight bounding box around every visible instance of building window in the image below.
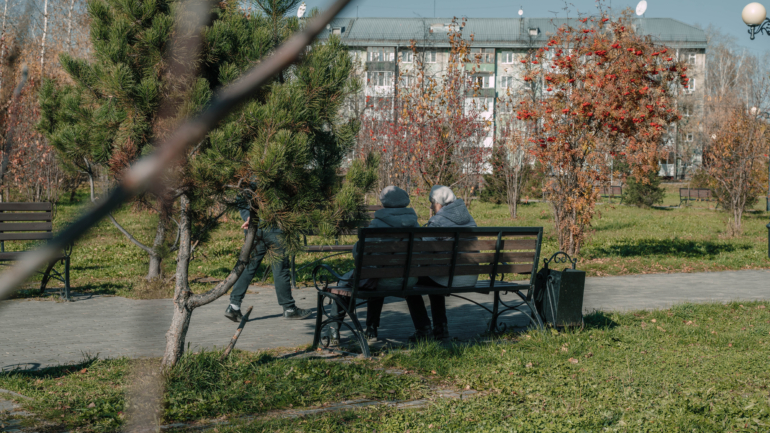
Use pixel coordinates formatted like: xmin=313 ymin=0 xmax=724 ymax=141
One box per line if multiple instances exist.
xmin=367 ymin=71 xmax=393 ymax=87
xmin=401 ymin=50 xmax=413 ymax=63
xmin=473 ymin=75 xmax=494 ymax=89
xmin=497 ymin=99 xmax=513 ymax=113
xmin=367 ymin=47 xmax=395 ymax=62
xmin=688 ymin=53 xmax=697 ymax=66
xmin=470 ymin=48 xmax=495 ymax=63
xmin=400 ymin=74 xmax=416 ymax=87
xmin=425 ymin=50 xmax=437 ymax=63
xmin=500 ymin=76 xmax=514 ymax=89
xmin=332 ymin=27 xmax=342 ymax=35
xmin=683 ymin=78 xmax=696 ymax=94
xmin=682 ymin=106 xmax=691 ymax=117
xmin=501 ymin=51 xmax=515 ymax=64
xmin=685 ymin=133 xmax=694 ymax=142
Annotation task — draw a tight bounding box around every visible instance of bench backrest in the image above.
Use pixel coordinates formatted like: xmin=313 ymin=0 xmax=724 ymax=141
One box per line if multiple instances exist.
xmin=351 ymin=226 xmax=543 ymax=296
xmin=0 ymin=203 xmax=53 ymax=242
xmin=599 ymin=186 xmax=622 ymax=196
xmin=679 ymin=188 xmax=712 ymax=199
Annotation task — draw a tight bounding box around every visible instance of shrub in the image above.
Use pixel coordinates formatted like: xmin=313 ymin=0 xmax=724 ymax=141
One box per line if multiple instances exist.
xmin=622 ymin=169 xmax=665 ymax=208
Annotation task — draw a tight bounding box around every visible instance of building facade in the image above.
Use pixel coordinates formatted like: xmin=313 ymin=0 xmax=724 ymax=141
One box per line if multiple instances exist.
xmin=320 ymin=17 xmax=708 ymax=176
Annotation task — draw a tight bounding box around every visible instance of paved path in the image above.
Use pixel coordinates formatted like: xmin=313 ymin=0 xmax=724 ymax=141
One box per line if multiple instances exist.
xmin=0 ymin=269 xmax=768 ymax=371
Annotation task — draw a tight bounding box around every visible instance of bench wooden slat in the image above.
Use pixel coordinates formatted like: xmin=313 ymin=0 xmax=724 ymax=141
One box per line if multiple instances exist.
xmin=361 ymin=251 xmax=536 ymax=267
xmin=0 ymin=233 xmax=54 ymax=241
xmin=0 ymin=203 xmax=52 ymax=211
xmin=0 ymin=251 xmax=66 ymax=261
xmin=0 ymin=212 xmax=52 ymax=221
xmin=305 ymin=245 xmax=354 ymax=253
xmin=359 ymin=263 xmax=534 ymax=279
xmin=0 ymin=222 xmax=53 ymax=232
xmin=364 ymin=239 xmax=539 ymax=253
xmin=327 ymin=279 xmax=528 ymax=297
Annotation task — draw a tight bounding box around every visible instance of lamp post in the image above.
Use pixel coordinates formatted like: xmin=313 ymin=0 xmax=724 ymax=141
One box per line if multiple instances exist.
xmin=743 ymin=3 xmax=770 ymax=39
xmin=744 ymin=9 xmax=770 ymax=258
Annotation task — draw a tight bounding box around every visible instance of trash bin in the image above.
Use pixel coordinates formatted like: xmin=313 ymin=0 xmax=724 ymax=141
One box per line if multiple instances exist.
xmin=534 ymin=252 xmax=586 ymax=328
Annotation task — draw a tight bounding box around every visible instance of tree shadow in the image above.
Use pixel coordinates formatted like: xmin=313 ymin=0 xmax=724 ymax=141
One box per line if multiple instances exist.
xmin=582 ymin=311 xmax=619 ymax=330
xmin=1 ymin=353 xmax=100 ymax=375
xmin=590 ymin=238 xmax=748 ymax=259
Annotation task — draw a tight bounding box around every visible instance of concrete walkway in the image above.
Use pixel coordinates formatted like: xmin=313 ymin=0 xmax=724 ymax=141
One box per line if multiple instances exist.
xmin=0 ymin=269 xmax=768 ymax=371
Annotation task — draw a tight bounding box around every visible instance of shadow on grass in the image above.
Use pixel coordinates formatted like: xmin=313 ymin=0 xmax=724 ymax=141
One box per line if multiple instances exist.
xmin=1 ymin=353 xmax=100 ymax=375
xmin=590 ymin=238 xmax=750 ymax=259
xmin=583 ymin=311 xmax=619 ymax=330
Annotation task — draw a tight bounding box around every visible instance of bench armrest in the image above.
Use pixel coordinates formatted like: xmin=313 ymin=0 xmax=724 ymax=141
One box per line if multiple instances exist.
xmin=312 ymin=264 xmax=350 ymax=292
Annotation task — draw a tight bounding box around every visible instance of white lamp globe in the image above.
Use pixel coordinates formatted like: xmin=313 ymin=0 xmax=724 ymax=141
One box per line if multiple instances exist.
xmin=743 ymin=2 xmax=767 ymax=26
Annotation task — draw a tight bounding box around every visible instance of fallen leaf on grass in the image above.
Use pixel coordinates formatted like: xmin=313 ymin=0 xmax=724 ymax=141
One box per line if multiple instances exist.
xmin=657 ymin=326 xmax=666 ymax=332
xmin=431 ymin=370 xmax=437 ymax=375
xmin=244 ymin=380 xmax=251 ymax=384
xmin=651 ymin=319 xmax=657 ymax=323
xmin=684 ymin=321 xmax=693 ymax=325
xmin=584 ymin=352 xmax=593 ymax=358
xmin=87 ymin=403 xmax=95 ymax=408
xmin=568 ymin=358 xmax=579 ymax=364
xmin=79 ymin=368 xmax=87 ymax=374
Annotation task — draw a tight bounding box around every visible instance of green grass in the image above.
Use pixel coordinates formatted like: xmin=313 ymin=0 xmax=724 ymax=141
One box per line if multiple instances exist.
xmin=1 ymin=302 xmax=768 ymax=432
xmin=6 ymin=183 xmax=769 ymax=300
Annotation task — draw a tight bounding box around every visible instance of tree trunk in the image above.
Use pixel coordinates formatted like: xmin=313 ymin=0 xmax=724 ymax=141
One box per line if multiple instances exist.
xmin=161 ymin=199 xmax=258 ymax=368
xmin=0 ymin=0 xmax=8 ymax=94
xmin=146 ymin=216 xmax=167 ymax=280
xmin=40 ymin=0 xmax=48 ymax=77
xmin=162 ymin=194 xmax=193 ymax=367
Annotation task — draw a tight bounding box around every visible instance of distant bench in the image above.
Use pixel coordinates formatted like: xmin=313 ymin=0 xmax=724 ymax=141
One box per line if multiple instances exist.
xmin=598 ymin=185 xmax=623 ymax=203
xmin=0 ymin=202 xmax=71 ymax=300
xmin=679 ymin=188 xmax=712 ymax=206
xmin=311 ymin=226 xmax=545 ymax=357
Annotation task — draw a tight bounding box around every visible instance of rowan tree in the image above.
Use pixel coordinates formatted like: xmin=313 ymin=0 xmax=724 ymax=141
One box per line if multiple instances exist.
xmin=517 ymin=11 xmax=685 ymax=255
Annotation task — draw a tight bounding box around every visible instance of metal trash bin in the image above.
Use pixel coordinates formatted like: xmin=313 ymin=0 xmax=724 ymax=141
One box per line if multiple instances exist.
xmin=534 ymin=252 xmax=586 ymax=328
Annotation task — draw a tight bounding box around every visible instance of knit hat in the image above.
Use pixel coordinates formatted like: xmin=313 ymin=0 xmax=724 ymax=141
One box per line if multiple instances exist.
xmin=429 ymin=185 xmax=456 ymax=206
xmin=379 ymin=186 xmax=411 ymax=208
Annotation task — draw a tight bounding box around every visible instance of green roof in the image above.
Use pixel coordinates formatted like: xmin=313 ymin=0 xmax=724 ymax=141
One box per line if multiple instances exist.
xmin=319 ymin=17 xmax=707 ymax=49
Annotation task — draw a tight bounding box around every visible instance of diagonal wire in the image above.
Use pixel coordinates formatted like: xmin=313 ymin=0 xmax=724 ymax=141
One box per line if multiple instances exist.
xmin=0 ymin=0 xmax=354 ymax=302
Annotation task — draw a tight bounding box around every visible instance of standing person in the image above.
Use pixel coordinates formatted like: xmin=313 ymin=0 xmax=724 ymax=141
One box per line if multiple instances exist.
xmin=326 ymin=186 xmax=420 ymax=345
xmin=406 ymin=185 xmax=478 ymax=341
xmin=225 ymin=206 xmax=311 ymax=322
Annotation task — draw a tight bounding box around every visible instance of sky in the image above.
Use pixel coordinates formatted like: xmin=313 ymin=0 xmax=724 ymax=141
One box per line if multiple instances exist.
xmin=304 ymin=0 xmax=770 ymax=58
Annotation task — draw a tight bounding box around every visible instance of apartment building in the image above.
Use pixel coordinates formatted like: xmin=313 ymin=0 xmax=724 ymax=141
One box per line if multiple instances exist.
xmin=319 ymin=17 xmax=707 ymax=174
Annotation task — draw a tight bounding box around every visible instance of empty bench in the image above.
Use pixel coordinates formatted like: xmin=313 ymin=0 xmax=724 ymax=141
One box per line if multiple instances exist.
xmin=0 ymin=202 xmax=71 ymax=300
xmin=599 ymin=185 xmax=623 ymax=203
xmin=679 ymin=188 xmax=712 ymax=206
xmin=311 ymin=226 xmax=545 ymax=357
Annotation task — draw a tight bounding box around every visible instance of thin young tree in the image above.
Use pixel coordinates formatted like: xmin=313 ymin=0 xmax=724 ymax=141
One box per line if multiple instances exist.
xmin=703 ymin=98 xmax=770 ymax=235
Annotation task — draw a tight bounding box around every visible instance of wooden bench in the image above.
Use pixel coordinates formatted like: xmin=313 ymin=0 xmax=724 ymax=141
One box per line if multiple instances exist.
xmin=679 ymin=188 xmax=712 ymax=206
xmin=310 ymin=226 xmax=544 ymax=357
xmin=599 ymin=185 xmax=623 ymax=203
xmin=0 ymin=202 xmax=71 ymax=300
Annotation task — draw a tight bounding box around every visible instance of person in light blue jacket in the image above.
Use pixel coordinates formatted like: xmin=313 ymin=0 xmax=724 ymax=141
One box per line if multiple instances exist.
xmin=406 ymin=185 xmax=478 ymax=341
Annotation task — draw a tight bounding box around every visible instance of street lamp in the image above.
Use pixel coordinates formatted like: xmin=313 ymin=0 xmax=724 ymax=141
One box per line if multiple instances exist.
xmin=743 ymin=3 xmax=770 ymax=39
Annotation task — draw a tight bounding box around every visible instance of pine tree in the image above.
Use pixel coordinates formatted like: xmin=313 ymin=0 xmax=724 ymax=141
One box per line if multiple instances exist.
xmin=38 ymin=0 xmax=376 ymax=366
xmin=480 ymin=146 xmax=508 ymax=205
xmin=622 ymin=168 xmax=665 ymax=208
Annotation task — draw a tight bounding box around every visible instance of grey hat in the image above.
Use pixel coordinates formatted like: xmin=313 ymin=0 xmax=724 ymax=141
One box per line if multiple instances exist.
xmin=379 ymin=186 xmax=410 ymax=208
xmin=429 ymin=185 xmax=456 ymax=206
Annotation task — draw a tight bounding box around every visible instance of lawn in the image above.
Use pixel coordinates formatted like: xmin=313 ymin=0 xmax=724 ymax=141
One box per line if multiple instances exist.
xmin=5 ymin=183 xmax=769 ymax=300
xmin=1 ymin=302 xmax=768 ymax=432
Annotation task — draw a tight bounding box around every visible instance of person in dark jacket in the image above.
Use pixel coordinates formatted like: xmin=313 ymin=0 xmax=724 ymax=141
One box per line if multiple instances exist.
xmin=225 ymin=207 xmax=312 ymax=322
xmin=406 ymin=185 xmax=477 ymax=341
xmin=326 ymin=186 xmax=420 ymax=345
